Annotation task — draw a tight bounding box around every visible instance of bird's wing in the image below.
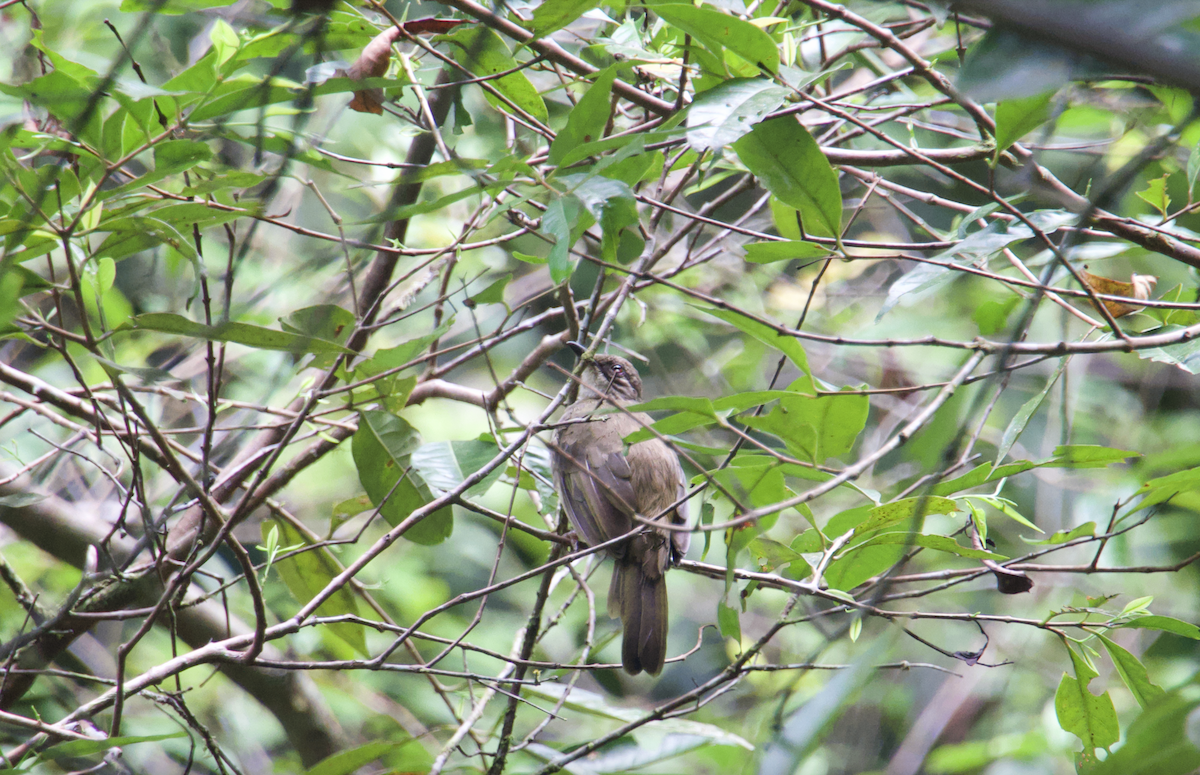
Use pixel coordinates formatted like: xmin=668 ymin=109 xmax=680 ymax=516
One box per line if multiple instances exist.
xmin=671 ymin=460 xmax=691 ymax=561
xmin=624 ymin=423 xmax=691 ymax=562
xmin=552 ymin=413 xmax=637 ymax=547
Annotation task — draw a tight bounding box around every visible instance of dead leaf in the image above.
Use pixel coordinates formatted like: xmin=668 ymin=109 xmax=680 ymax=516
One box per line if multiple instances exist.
xmin=401 ymin=18 xmax=470 ymax=36
xmin=344 ymin=20 xmax=470 ymax=114
xmin=1078 ymin=268 xmax=1157 ymax=318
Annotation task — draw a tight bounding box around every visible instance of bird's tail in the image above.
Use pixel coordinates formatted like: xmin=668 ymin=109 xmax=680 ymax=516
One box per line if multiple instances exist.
xmin=609 ymin=556 xmax=668 ymax=676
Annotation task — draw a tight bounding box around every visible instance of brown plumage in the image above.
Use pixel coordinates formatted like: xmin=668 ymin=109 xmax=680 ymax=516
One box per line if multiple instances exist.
xmin=551 ymin=348 xmax=690 ymax=675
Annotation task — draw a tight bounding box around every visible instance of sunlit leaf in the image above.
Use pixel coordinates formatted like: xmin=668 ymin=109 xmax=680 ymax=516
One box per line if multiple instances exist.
xmin=654 ymin=4 xmax=779 ymax=75
xmin=686 ymin=78 xmax=789 ymax=151
xmin=549 ymin=65 xmax=620 ymax=165
xmin=1097 ymin=634 xmax=1165 ymax=710
xmin=264 ymin=521 xmax=369 ymax=656
xmin=352 ymin=410 xmax=453 ymax=545
xmin=994 ymin=91 xmax=1055 ymax=157
xmin=1055 ymin=644 xmax=1119 ymax=754
xmin=439 ymin=26 xmax=548 ymax=125
xmin=732 ymin=117 xmax=841 ymax=238
xmin=120 ymin=313 xmax=355 ymax=354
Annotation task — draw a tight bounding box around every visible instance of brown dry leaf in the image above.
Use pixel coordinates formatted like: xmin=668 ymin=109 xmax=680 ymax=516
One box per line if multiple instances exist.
xmin=345 ymin=20 xmax=470 ymax=114
xmin=1078 ymin=268 xmax=1157 ymax=318
xmin=401 ymin=18 xmax=470 ymax=35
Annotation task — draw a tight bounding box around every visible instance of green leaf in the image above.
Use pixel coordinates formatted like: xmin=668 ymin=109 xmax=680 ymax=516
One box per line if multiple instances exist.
xmin=549 ymin=66 xmax=620 ymax=165
xmin=264 ymin=521 xmax=368 ymax=657
xmin=1118 ymin=616 xmax=1200 ymax=640
xmin=852 ymin=496 xmax=961 ymax=537
xmin=43 ymin=732 xmax=187 ymax=759
xmin=180 ymin=170 xmax=268 ymax=196
xmin=994 ymin=91 xmax=1054 ymax=158
xmin=0 ymin=269 xmax=25 ymax=329
xmin=622 ymin=395 xmax=717 ymax=442
xmin=1055 ymin=644 xmax=1120 ymax=753
xmin=931 ymin=460 xmax=1039 ymax=495
xmin=565 ymin=174 xmax=638 ymax=264
xmin=1137 ymin=325 xmax=1200 ymax=374
xmin=717 ymin=598 xmax=742 ymax=641
xmin=354 ymin=318 xmax=452 ymax=399
xmin=0 ymin=70 xmax=99 ymax=143
xmin=305 ymin=740 xmax=430 ymax=775
xmin=853 ymin=532 xmax=1007 ymax=560
xmin=966 ymin=498 xmax=988 ymax=545
xmin=601 ymin=147 xmax=664 ymax=187
xmin=466 ymin=274 xmax=511 ymax=308
xmin=974 ymin=297 xmax=1019 ymax=335
xmin=523 ymin=442 xmax=559 ymax=515
xmin=529 ymin=0 xmax=601 ymax=36
xmin=210 ymin=18 xmax=240 ymax=66
xmin=995 ymin=358 xmax=1066 ymax=464
xmin=1022 ymin=521 xmax=1096 ymax=545
xmin=410 ymin=437 xmax=505 ymax=499
xmin=925 ymin=731 xmax=1047 ymax=773
xmin=1145 ymin=284 xmax=1199 ymax=328
xmin=1136 ymin=174 xmax=1171 ymax=218
xmin=714 ymin=391 xmax=810 ymax=413
xmin=331 ymin=494 xmax=373 ymax=523
xmin=281 ymin=304 xmax=355 ymax=343
xmin=1134 ymin=465 xmax=1200 ymax=511
xmin=1047 ymin=445 xmax=1140 ymax=469
xmin=154 ymin=138 xmax=212 ymax=176
xmin=558 ymin=127 xmax=683 ymax=168
xmin=743 ymin=240 xmax=833 ymax=264
xmin=630 ymin=395 xmax=718 ymax=416
xmin=92 ymin=215 xmax=206 ymax=262
xmin=716 ymin=462 xmax=790 ymax=520
xmin=686 ymin=78 xmax=789 ymax=151
xmin=1089 ymin=693 xmax=1200 ymax=775
xmin=120 ymin=0 xmax=239 ymax=12
xmin=438 ymin=26 xmax=548 ymax=125
xmin=1096 ymin=634 xmax=1165 ymax=710
xmin=771 ymin=195 xmax=803 ymax=240
xmin=732 ymin=117 xmax=842 ymax=238
xmin=1188 ymin=141 xmax=1200 ymax=197
xmin=748 ymin=536 xmax=810 ymax=574
xmin=968 ymin=495 xmax=1042 ymax=533
xmin=215 ymin=128 xmax=344 ymax=175
xmin=823 ymin=544 xmax=901 ymax=591
xmin=397 ymin=158 xmax=491 ymax=183
xmin=699 ymin=306 xmax=815 ymax=393
xmin=281 ymin=304 xmax=356 ymax=368
xmin=120 ymin=313 xmax=355 ymax=354
xmin=543 ymin=195 xmax=582 ymax=282
xmin=352 ymin=410 xmax=453 ymax=545
xmin=654 ymin=4 xmax=779 ymax=75
xmin=748 ymin=539 xmax=816 ymax=583
xmin=83 ymin=257 xmax=116 ymax=314
xmin=189 ymin=76 xmax=304 ymax=123
xmin=741 ymin=381 xmax=868 ymax=464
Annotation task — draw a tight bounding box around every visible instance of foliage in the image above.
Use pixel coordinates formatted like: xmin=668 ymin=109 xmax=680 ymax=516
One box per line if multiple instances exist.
xmin=3 ymin=0 xmax=1200 ymax=773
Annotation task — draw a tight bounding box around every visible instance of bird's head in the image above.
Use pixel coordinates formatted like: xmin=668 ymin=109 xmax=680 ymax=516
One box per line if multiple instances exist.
xmin=567 ymin=342 xmax=643 ymax=402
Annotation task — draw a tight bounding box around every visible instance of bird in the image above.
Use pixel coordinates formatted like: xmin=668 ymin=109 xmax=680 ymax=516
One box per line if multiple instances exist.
xmin=550 ymin=342 xmax=690 ymax=675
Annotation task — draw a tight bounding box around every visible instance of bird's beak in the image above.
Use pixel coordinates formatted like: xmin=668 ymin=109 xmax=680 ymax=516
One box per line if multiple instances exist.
xmin=566 ymin=340 xmax=587 ymax=358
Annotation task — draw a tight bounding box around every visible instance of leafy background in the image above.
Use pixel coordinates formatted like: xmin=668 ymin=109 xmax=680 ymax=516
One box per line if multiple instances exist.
xmin=3 ymin=0 xmax=1200 ymax=773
